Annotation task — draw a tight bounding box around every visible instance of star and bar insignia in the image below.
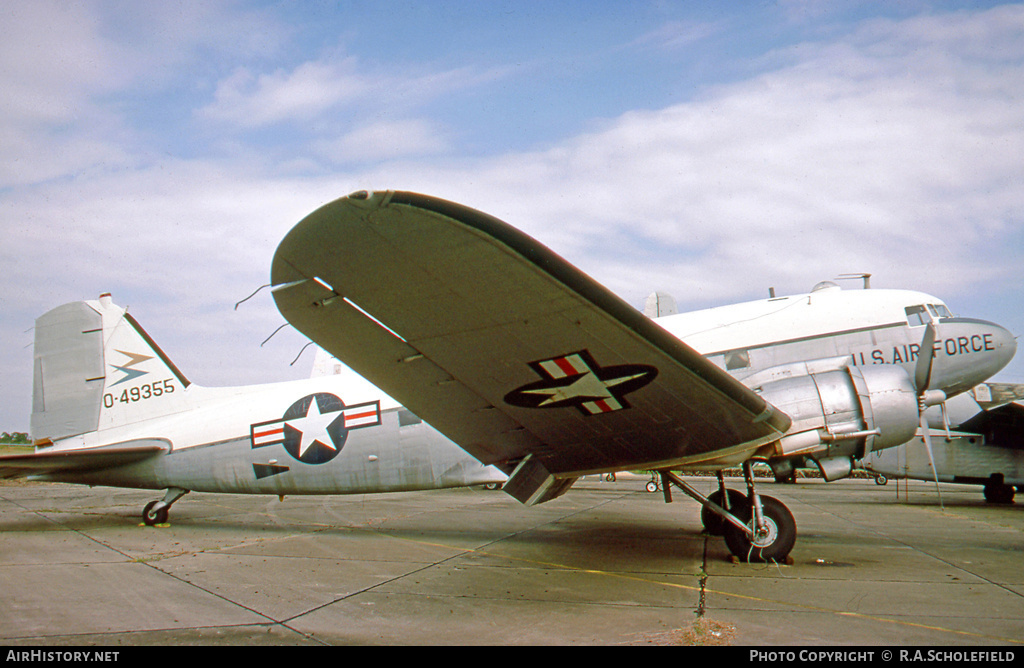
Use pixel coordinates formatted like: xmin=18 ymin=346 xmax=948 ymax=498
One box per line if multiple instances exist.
xmin=250 ymin=393 xmax=381 ymax=465
xmin=504 ymin=350 xmax=657 ymax=416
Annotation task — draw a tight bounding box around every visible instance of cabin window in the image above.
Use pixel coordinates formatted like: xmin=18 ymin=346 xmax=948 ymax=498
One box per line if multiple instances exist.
xmin=904 ymin=305 xmax=931 ymax=327
xmin=725 ymin=350 xmax=750 ymax=371
xmin=928 ymin=304 xmax=952 ymax=319
xmin=398 ymin=410 xmax=422 ymax=427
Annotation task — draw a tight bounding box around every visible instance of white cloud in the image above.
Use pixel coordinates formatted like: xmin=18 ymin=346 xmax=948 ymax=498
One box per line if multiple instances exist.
xmin=0 ymin=3 xmax=117 ymax=124
xmin=0 ymin=0 xmax=289 ymax=187
xmin=200 ymin=59 xmax=371 ymax=128
xmin=631 ymin=19 xmax=723 ymax=51
xmin=315 ymin=118 xmax=451 ymax=163
xmin=198 ymin=54 xmax=511 ymax=133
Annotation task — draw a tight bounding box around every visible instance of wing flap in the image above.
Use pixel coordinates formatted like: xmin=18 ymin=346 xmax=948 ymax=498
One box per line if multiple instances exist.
xmin=273 ymin=191 xmax=790 ymax=475
xmin=0 ymin=442 xmax=166 ymax=480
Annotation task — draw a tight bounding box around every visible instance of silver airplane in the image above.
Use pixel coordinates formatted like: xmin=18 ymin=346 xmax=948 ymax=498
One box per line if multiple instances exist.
xmin=270 ymin=190 xmax=1017 ymax=562
xmin=3 ymin=192 xmax=1015 ymax=563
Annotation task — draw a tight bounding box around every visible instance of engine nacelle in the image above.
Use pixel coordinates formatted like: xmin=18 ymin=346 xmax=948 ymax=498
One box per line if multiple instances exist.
xmin=753 ymin=363 xmax=920 ymax=480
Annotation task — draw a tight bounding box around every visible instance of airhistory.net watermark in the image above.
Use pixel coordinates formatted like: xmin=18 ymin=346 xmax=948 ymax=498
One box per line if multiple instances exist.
xmin=5 ymin=651 xmax=119 ymax=663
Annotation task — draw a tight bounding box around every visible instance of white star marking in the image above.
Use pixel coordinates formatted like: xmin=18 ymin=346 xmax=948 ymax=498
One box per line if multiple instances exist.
xmin=520 ymin=370 xmax=648 ymax=406
xmin=285 ymin=399 xmax=341 ymax=456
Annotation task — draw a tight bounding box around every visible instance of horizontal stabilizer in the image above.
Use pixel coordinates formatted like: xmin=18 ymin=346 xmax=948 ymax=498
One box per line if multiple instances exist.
xmin=971 ymin=382 xmax=1024 ymax=411
xmin=0 ymin=441 xmax=166 ymax=480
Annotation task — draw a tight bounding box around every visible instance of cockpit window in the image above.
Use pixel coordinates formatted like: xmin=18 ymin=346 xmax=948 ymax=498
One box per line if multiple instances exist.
xmin=928 ymin=304 xmax=952 ymax=319
xmin=905 ymin=305 xmax=931 ymax=327
xmin=725 ymin=350 xmax=750 ymax=371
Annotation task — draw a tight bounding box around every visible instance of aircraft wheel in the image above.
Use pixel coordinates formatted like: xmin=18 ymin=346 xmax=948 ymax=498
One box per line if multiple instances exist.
xmin=142 ymin=500 xmax=169 ymax=526
xmin=875 ymin=475 xmax=888 ymax=486
xmin=646 ymin=480 xmax=659 ymax=493
xmin=723 ymin=495 xmax=796 ymax=563
xmin=701 ymin=489 xmax=748 ymax=536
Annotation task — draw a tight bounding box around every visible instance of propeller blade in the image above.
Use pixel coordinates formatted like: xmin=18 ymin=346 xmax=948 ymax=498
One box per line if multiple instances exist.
xmin=919 ymin=410 xmax=944 ymax=510
xmin=914 ymin=322 xmax=937 ymax=392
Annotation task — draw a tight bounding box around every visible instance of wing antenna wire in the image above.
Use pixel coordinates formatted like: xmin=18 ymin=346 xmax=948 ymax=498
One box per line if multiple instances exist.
xmin=290 ymin=341 xmax=315 ymax=366
xmin=261 ymin=322 xmax=290 ymax=347
xmin=235 ymin=284 xmax=272 ymax=310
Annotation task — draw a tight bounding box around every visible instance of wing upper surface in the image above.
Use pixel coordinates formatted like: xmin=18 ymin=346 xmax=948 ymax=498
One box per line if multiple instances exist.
xmin=272 ymin=190 xmax=789 ymax=475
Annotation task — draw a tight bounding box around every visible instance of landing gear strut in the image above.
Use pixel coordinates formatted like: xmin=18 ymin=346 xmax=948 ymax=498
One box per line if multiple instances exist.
xmin=661 ymin=463 xmax=796 ymax=562
xmin=700 ymin=472 xmax=747 ymax=536
xmin=142 ymin=487 xmax=189 ymax=526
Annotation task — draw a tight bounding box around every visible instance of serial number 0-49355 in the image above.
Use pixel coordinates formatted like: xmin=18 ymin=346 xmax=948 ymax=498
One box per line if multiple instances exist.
xmin=103 ymin=379 xmax=175 ymax=408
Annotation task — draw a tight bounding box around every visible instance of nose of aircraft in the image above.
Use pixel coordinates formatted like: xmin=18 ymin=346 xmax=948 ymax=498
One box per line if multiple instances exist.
xmin=930 ymin=318 xmax=1016 ymax=397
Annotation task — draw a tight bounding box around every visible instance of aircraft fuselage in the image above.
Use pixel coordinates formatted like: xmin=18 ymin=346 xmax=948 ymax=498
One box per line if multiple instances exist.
xmin=28 ymin=282 xmax=1016 ymax=499
xmin=37 ymin=375 xmax=507 ymax=495
xmin=659 ymin=283 xmax=1014 ymax=399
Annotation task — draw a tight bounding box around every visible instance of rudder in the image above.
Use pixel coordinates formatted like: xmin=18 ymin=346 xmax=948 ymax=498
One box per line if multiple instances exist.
xmin=31 ymin=301 xmax=106 ymax=441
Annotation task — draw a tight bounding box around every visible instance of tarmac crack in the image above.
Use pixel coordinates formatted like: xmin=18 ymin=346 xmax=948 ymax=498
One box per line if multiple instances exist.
xmin=696 ymin=535 xmax=709 ymax=619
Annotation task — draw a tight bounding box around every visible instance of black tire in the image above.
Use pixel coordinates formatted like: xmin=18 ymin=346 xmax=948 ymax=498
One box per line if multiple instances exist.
xmin=984 ymin=483 xmax=1015 ymax=504
xmin=142 ymin=500 xmax=169 ymax=526
xmin=701 ymin=489 xmax=748 ymax=536
xmin=723 ymin=495 xmax=796 ymax=563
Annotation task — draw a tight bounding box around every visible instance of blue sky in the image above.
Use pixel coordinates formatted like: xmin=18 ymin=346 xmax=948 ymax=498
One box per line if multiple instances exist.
xmin=3 ymin=1 xmax=1024 ymax=431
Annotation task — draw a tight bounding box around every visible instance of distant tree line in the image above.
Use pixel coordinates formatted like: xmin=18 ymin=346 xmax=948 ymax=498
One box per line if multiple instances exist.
xmin=0 ymin=432 xmax=30 ymax=444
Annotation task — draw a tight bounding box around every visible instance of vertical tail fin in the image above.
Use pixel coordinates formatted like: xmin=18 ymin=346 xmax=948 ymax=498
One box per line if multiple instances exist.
xmin=643 ymin=291 xmax=678 ymax=318
xmin=31 ymin=294 xmax=191 ymax=442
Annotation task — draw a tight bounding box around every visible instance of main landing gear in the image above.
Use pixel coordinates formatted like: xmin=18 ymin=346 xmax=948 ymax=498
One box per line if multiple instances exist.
xmin=660 ymin=464 xmax=797 ymax=563
xmin=141 ymin=487 xmax=189 ymax=526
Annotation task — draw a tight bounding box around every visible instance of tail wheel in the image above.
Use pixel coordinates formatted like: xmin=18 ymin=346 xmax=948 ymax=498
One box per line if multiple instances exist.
xmin=984 ymin=482 xmax=1015 ymax=504
xmin=723 ymin=495 xmax=796 ymax=563
xmin=701 ymin=489 xmax=748 ymax=536
xmin=142 ymin=500 xmax=169 ymax=526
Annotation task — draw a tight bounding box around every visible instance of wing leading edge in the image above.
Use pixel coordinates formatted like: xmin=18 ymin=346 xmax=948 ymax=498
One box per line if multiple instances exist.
xmin=271 ymin=191 xmax=790 ymax=494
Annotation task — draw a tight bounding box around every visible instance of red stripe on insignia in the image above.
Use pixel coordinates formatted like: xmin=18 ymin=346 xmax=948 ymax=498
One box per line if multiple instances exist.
xmin=554 ymin=356 xmax=580 ymax=376
xmin=254 ymin=427 xmax=284 ymax=439
xmin=344 ymin=410 xmax=377 ymax=423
